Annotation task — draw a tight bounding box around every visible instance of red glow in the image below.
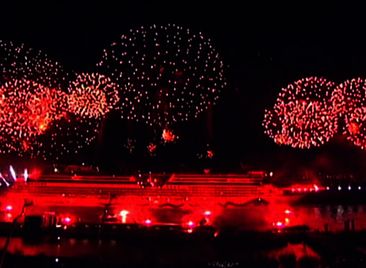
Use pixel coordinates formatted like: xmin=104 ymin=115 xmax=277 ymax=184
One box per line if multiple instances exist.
xmin=267 ymin=203 xmax=299 ymax=230
xmin=30 ymin=168 xmax=42 ymax=180
xmin=1 ymin=173 xmax=291 ymax=231
xmin=71 ymin=175 xmax=81 ymax=180
xmin=269 ymin=243 xmax=320 ymax=260
xmin=203 ymin=168 xmax=211 ymax=174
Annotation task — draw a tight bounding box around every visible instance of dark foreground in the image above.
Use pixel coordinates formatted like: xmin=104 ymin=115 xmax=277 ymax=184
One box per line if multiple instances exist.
xmin=1 ymin=231 xmax=366 ymax=268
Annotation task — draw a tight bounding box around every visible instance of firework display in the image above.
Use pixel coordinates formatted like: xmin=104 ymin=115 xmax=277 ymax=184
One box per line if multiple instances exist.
xmin=0 ymin=26 xmax=228 ymax=159
xmin=67 ymin=73 xmax=120 ymax=119
xmin=0 ymin=41 xmax=103 ymax=159
xmin=32 ymin=115 xmax=101 ymax=161
xmin=332 ymin=78 xmax=366 ymax=149
xmin=0 ymin=79 xmax=68 ymax=154
xmin=0 ymin=78 xmax=100 ymax=160
xmin=34 ymin=73 xmax=107 ymax=160
xmin=97 ymin=24 xmax=226 ymax=127
xmin=0 ymin=40 xmax=68 ymax=89
xmin=9 ymin=27 xmax=366 ymax=159
xmin=263 ymin=77 xmax=338 ymax=149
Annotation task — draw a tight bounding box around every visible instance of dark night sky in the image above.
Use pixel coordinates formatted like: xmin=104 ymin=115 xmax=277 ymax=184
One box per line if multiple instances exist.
xmin=2 ymin=0 xmax=366 ymax=172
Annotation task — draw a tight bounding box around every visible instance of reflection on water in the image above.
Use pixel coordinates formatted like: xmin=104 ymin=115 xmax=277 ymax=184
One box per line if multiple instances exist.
xmin=267 ymin=242 xmax=320 ymax=261
xmin=295 ymin=205 xmax=366 ymax=231
xmin=0 ymin=236 xmax=328 ymax=268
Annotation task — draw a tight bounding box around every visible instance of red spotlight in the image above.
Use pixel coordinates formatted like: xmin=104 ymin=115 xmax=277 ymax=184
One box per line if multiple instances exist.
xmin=119 ymin=210 xmax=129 ymax=216
xmin=204 ymin=210 xmax=212 ymax=216
xmin=275 ymin=221 xmax=284 ymax=227
xmin=61 ymin=215 xmax=74 ymax=225
xmin=187 ymin=221 xmax=195 ymax=227
xmin=120 ymin=210 xmax=129 ymax=224
xmin=144 ymin=219 xmax=152 ymax=226
xmin=5 ymin=205 xmax=13 ymax=212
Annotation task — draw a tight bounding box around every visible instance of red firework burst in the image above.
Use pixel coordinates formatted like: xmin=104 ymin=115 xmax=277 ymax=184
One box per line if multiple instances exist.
xmin=263 ymin=77 xmax=338 ymax=149
xmin=67 ymin=73 xmax=119 ymax=119
xmin=97 ymin=24 xmax=226 ymax=127
xmin=0 ymin=40 xmax=68 ymax=89
xmin=332 ymin=78 xmax=366 ymax=149
xmin=0 ymin=79 xmax=67 ymax=154
xmin=162 ymin=128 xmax=176 ymax=143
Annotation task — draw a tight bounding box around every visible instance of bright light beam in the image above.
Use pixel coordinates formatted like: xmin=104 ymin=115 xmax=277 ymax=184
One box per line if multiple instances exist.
xmin=9 ymin=165 xmax=16 ymax=181
xmin=24 ymin=168 xmax=28 ymax=182
xmin=0 ymin=173 xmax=10 ymax=187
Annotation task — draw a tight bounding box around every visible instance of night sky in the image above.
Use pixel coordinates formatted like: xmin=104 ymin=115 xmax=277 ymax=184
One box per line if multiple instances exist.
xmin=2 ymin=1 xmax=366 ymax=172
